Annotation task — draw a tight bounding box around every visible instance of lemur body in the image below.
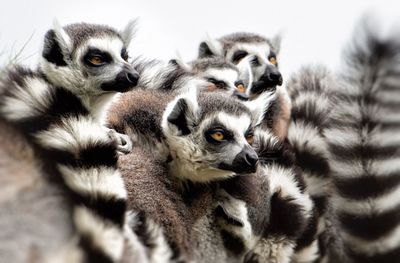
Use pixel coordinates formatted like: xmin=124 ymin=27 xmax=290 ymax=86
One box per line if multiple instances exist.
xmin=325 ymin=20 xmax=400 ymax=262
xmin=108 ymin=85 xmax=275 ymax=261
xmin=0 ymin=21 xmax=140 ymax=262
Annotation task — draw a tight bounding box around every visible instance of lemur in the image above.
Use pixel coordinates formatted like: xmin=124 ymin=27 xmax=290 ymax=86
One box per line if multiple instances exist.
xmin=133 ymin=55 xmax=250 ymax=98
xmin=0 ymin=21 xmax=140 ymax=262
xmin=325 ymin=19 xmax=400 ymax=262
xmin=108 ymin=83 xmax=275 ymax=262
xmin=197 ymin=32 xmax=291 ymax=141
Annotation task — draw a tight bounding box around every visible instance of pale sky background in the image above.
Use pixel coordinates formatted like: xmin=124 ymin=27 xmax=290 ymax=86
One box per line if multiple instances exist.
xmin=0 ymin=0 xmax=399 ymax=78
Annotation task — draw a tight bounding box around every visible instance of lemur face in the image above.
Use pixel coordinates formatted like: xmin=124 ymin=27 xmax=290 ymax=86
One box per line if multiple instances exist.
xmin=162 ymin=90 xmax=275 ymax=182
xmin=227 ymin=43 xmax=282 ymax=95
xmin=198 ymin=32 xmax=282 ymax=96
xmin=174 ymin=57 xmax=249 ymax=100
xmin=40 ymin=21 xmax=139 ymax=94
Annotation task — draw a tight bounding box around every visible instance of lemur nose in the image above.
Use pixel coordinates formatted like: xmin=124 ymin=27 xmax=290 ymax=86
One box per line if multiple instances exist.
xmin=244 ymin=150 xmax=259 ymax=168
xmin=268 ymin=71 xmax=283 ymax=86
xmin=126 ymin=72 xmax=139 ymax=86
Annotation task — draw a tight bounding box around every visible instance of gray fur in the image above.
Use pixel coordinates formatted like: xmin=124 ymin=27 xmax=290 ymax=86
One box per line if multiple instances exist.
xmin=64 ymin=23 xmax=122 ymax=51
xmin=0 ymin=119 xmax=74 ymax=263
xmin=218 ymin=32 xmax=272 ymax=50
xmin=190 ymin=57 xmax=238 ymax=73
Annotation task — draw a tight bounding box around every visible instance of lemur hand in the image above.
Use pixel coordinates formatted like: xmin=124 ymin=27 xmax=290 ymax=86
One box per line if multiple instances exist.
xmin=107 ymin=128 xmax=133 ymax=155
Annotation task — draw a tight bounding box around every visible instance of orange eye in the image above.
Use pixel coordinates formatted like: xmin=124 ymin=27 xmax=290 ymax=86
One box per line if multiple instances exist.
xmin=246 ymin=134 xmax=254 ymax=145
xmin=236 ymin=84 xmax=246 ymax=93
xmin=89 ymin=56 xmax=104 ymax=66
xmin=269 ymin=57 xmax=277 ymax=66
xmin=211 ymin=131 xmax=225 ymax=141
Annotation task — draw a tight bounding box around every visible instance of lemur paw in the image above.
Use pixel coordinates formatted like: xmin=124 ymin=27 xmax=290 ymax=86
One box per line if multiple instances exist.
xmin=107 ymin=129 xmax=133 ymax=155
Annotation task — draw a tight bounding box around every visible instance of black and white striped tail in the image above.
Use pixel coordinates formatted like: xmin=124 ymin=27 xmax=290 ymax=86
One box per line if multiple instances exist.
xmin=0 ymin=67 xmax=127 ymax=262
xmin=326 ymin=19 xmax=400 ymax=262
xmin=256 ymin=130 xmax=318 ymax=263
xmin=285 ymin=65 xmax=349 ymax=262
xmin=123 ymin=210 xmax=175 ymax=263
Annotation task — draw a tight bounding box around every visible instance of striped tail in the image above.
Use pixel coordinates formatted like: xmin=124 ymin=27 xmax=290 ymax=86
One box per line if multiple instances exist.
xmin=0 ymin=67 xmax=127 ymax=262
xmin=123 ymin=210 xmax=175 ymax=263
xmin=256 ymin=130 xmax=319 ymax=263
xmin=286 ymin=65 xmax=351 ymax=262
xmin=326 ymin=19 xmax=400 ymax=262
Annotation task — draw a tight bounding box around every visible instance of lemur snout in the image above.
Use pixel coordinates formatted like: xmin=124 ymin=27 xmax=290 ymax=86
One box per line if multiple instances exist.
xmin=232 ymin=147 xmax=259 ymax=174
xmin=262 ymin=66 xmax=282 ymax=86
xmin=100 ymin=67 xmax=140 ymax=92
xmin=126 ymin=71 xmax=140 ymax=86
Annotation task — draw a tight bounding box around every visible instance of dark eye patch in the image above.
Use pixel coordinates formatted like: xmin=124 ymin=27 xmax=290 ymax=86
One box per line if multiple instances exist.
xmin=268 ymin=51 xmax=278 ymax=66
xmin=205 ymin=125 xmax=234 ymax=144
xmin=245 ymin=127 xmax=254 ymax=137
xmin=235 ymin=80 xmax=244 ymax=87
xmin=232 ymin=50 xmax=248 ymax=63
xmin=83 ymin=47 xmax=112 ymax=67
xmin=207 ymin=78 xmax=227 ymax=89
xmin=268 ymin=51 xmax=277 ymax=59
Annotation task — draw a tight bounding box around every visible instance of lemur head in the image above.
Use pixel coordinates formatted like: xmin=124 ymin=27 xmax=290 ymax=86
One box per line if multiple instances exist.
xmin=162 ymin=89 xmax=275 ymax=183
xmin=40 ymin=20 xmax=139 ymax=95
xmin=171 ymin=57 xmax=250 ymax=100
xmin=198 ymin=32 xmax=282 ymax=96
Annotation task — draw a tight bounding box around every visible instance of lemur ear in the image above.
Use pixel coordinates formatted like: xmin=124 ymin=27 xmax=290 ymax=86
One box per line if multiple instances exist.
xmin=236 ymin=56 xmax=253 ymax=91
xmin=270 ymin=32 xmax=283 ymax=55
xmin=169 ymin=57 xmax=192 ymax=72
xmin=120 ymin=19 xmax=138 ymax=48
xmin=198 ymin=35 xmax=223 ymax=58
xmin=42 ymin=19 xmax=72 ymax=66
xmin=243 ymin=91 xmax=276 ymax=126
xmin=162 ymin=89 xmax=199 ymax=136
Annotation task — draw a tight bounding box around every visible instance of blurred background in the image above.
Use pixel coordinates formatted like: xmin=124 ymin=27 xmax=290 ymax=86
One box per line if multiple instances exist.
xmin=0 ymin=0 xmax=399 ymax=77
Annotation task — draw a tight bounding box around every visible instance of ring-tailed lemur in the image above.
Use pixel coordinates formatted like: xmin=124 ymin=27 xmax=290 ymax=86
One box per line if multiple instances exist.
xmin=326 ymin=19 xmax=400 ymax=263
xmin=133 ymin=56 xmax=251 ymax=99
xmin=109 ymin=87 xmax=275 ymax=262
xmin=197 ymin=32 xmax=291 ymax=140
xmin=0 ymin=21 xmax=140 ymax=262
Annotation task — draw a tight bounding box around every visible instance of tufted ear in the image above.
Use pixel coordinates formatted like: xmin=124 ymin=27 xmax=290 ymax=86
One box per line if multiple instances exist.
xmin=162 ymin=88 xmax=199 ymax=136
xmin=270 ymin=32 xmax=283 ymax=55
xmin=198 ymin=35 xmax=223 ymax=58
xmin=243 ymin=91 xmax=276 ymax=126
xmin=120 ymin=19 xmax=138 ymax=48
xmin=42 ymin=19 xmax=72 ymax=66
xmin=169 ymin=56 xmax=192 ymax=72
